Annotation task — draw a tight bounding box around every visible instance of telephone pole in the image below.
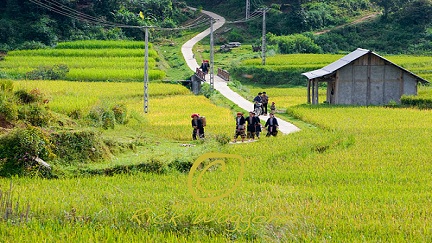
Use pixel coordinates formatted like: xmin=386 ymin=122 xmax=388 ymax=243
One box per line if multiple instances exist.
xmin=246 ymin=0 xmax=250 ymax=19
xmin=261 ymin=8 xmax=267 ymax=65
xmin=143 ymin=27 xmax=149 ymax=113
xmin=209 ymin=18 xmax=215 ymax=91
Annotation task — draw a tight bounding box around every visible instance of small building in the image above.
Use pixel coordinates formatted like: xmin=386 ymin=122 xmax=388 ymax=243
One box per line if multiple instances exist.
xmin=302 ymin=48 xmax=429 ymax=105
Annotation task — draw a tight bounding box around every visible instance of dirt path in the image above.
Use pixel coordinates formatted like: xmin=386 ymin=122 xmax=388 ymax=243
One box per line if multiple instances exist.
xmin=314 ymin=12 xmax=381 ymax=35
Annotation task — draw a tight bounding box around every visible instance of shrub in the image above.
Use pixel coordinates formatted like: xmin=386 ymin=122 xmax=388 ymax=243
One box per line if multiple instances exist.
xmin=51 ymin=129 xmax=110 ymax=163
xmin=112 ymin=104 xmax=128 ymax=124
xmin=88 ymin=104 xmax=123 ymax=129
xmin=141 ymin=159 xmax=168 ymax=174
xmin=215 ymin=133 xmax=230 ymax=145
xmin=18 ymin=104 xmax=52 ymax=127
xmin=14 ymin=88 xmax=45 ymax=104
xmin=26 ymin=64 xmax=69 ymax=80
xmin=169 ymin=158 xmax=193 ymax=173
xmin=401 ymin=95 xmax=432 ymax=109
xmin=268 ymin=33 xmax=322 ymax=54
xmin=102 ymin=110 xmax=116 ymax=129
xmin=0 ymin=125 xmax=53 ymax=176
xmin=0 ymin=93 xmax=18 ymax=122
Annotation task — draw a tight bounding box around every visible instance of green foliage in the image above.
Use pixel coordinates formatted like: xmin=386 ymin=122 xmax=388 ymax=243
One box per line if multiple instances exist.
xmin=14 ymin=88 xmax=45 ymax=104
xmin=112 ymin=104 xmax=128 ymax=125
xmin=214 ymin=133 xmax=231 ymax=145
xmin=0 ymin=97 xmax=17 ymax=122
xmin=230 ymin=65 xmax=309 ymax=86
xmin=17 ymin=104 xmax=52 ymax=127
xmin=0 ymin=80 xmax=13 ymax=92
xmin=401 ymin=95 xmax=432 ymax=109
xmin=0 ymin=125 xmax=53 ymax=176
xmin=18 ymin=41 xmax=48 ymax=50
xmin=199 ymin=83 xmax=217 ymax=98
xmin=102 ymin=110 xmax=116 ymax=130
xmin=25 ymin=64 xmax=69 ymax=80
xmin=51 ymin=130 xmax=110 ymax=163
xmin=268 ymin=33 xmax=322 ymax=54
xmin=168 ymin=158 xmax=193 ymax=173
xmin=87 ymin=103 xmax=129 ymax=129
xmin=0 ymin=0 xmax=194 ymax=50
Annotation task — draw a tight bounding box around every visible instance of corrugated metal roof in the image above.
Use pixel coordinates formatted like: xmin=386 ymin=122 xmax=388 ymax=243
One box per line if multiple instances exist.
xmin=302 ymin=48 xmax=369 ymax=79
xmin=301 ymin=48 xmax=429 ymax=84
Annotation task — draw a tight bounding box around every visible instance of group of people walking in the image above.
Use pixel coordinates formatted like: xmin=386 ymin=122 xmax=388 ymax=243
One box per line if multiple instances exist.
xmin=233 ymin=111 xmax=279 ymax=142
xmin=191 ymin=91 xmax=279 ymax=142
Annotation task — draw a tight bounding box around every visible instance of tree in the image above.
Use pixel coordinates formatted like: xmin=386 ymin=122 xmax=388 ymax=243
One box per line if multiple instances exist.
xmin=397 ymin=0 xmax=432 ymax=28
xmin=371 ymin=0 xmax=404 ymax=19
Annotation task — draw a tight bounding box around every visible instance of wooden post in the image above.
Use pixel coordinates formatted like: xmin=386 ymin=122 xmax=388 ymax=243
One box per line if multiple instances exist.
xmin=311 ymin=79 xmax=315 ymax=104
xmin=307 ymin=79 xmax=311 ymax=104
xmin=314 ymin=80 xmax=319 ymax=104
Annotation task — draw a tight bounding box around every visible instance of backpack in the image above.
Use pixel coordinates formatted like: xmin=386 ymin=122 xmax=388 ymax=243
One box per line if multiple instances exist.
xmin=200 ymin=116 xmax=206 ymax=127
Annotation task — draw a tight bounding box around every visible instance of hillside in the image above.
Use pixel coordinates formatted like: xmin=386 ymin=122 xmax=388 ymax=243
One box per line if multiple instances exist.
xmin=184 ymin=0 xmax=432 ymax=54
xmin=1 ymin=0 xmax=431 ymax=54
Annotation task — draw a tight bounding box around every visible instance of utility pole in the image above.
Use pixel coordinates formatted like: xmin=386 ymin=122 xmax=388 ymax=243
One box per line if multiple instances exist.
xmin=143 ymin=27 xmax=149 ymax=113
xmin=261 ymin=8 xmax=267 ymax=65
xmin=246 ymin=0 xmax=250 ymax=19
xmin=209 ymin=18 xmax=215 ymax=91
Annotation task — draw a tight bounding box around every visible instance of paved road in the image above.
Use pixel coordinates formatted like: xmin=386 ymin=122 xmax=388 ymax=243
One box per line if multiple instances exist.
xmin=181 ymin=9 xmax=300 ymax=134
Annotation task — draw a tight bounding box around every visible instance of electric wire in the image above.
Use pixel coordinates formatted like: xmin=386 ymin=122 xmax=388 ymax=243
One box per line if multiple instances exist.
xmin=29 ymin=0 xmax=267 ymax=30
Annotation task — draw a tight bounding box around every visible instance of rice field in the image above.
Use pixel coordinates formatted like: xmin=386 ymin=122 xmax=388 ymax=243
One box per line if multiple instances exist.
xmin=0 ymin=41 xmax=163 ymax=81
xmin=1 ymin=40 xmax=432 ymax=241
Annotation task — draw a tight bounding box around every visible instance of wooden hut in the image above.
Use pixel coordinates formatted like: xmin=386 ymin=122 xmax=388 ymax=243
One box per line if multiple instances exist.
xmin=302 ymin=48 xmax=429 ymax=105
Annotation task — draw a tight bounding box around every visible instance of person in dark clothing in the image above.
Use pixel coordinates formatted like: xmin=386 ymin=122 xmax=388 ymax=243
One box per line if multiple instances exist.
xmin=234 ymin=112 xmax=246 ymax=142
xmin=265 ymin=113 xmax=279 ymax=137
xmin=191 ymin=113 xmax=204 ymax=140
xmin=253 ymin=92 xmax=263 ymax=114
xmin=199 ymin=60 xmax=209 ymax=74
xmin=254 ymin=114 xmax=262 ymax=138
xmin=245 ymin=111 xmax=258 ymax=140
xmin=261 ymin=92 xmax=269 ymax=115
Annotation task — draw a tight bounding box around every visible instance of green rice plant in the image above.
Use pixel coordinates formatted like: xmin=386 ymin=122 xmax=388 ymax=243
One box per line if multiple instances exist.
xmin=55 ymin=40 xmax=151 ymax=49
xmin=66 ymin=68 xmax=165 ymax=81
xmin=1 ymin=56 xmax=156 ymax=70
xmin=7 ymin=49 xmax=158 ymax=58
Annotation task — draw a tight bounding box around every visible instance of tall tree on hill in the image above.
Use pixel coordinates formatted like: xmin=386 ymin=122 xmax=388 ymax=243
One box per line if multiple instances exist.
xmin=370 ymin=0 xmax=404 ymax=19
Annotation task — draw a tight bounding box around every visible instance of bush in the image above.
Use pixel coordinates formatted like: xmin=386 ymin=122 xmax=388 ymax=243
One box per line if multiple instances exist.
xmin=102 ymin=110 xmax=115 ymax=129
xmin=169 ymin=158 xmax=193 ymax=173
xmin=88 ymin=103 xmax=127 ymax=128
xmin=26 ymin=64 xmax=69 ymax=80
xmin=18 ymin=41 xmax=48 ymax=50
xmin=51 ymin=129 xmax=110 ymax=163
xmin=17 ymin=104 xmax=52 ymax=127
xmin=0 ymin=125 xmax=53 ymax=176
xmin=199 ymin=83 xmax=217 ymax=98
xmin=401 ymin=95 xmax=432 ymax=109
xmin=268 ymin=33 xmax=322 ymax=54
xmin=215 ymin=133 xmax=230 ymax=145
xmin=0 ymin=92 xmax=18 ymax=122
xmin=230 ymin=65 xmax=308 ymax=86
xmin=112 ymin=104 xmax=128 ymax=124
